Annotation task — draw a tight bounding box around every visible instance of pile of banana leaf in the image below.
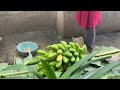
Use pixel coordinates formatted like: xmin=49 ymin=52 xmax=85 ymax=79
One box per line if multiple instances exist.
xmin=1 ymin=46 xmax=120 ymax=79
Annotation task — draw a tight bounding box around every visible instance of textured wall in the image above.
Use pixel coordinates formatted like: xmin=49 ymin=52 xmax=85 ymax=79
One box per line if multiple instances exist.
xmin=0 ymin=11 xmax=56 ymax=36
xmin=63 ymin=11 xmax=120 ymax=38
xmin=1 ymin=11 xmax=120 ymax=38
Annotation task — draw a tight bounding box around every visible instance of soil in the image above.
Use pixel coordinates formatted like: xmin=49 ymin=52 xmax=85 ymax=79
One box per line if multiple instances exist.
xmin=0 ymin=29 xmax=120 ymax=64
xmin=0 ymin=29 xmax=71 ymax=64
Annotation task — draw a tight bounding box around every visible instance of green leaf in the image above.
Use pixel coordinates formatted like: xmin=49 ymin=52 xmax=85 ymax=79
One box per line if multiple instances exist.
xmin=27 ymin=73 xmax=36 ymax=78
xmin=88 ymin=59 xmax=120 ymax=79
xmin=69 ymin=61 xmax=93 ymax=79
xmin=107 ymin=76 xmax=120 ymax=79
xmin=100 ymin=71 xmax=114 ymax=79
xmin=69 ymin=54 xmax=111 ymax=79
xmin=69 ymin=70 xmax=83 ymax=79
xmin=15 ymin=57 xmax=24 ymax=65
xmin=0 ymin=77 xmax=32 ymax=79
xmin=55 ymin=71 xmax=62 ymax=79
xmin=2 ymin=65 xmax=28 ymax=71
xmin=0 ymin=70 xmax=14 ymax=74
xmin=23 ymin=52 xmax=33 ymax=63
xmin=112 ymin=67 xmax=120 ymax=76
xmin=71 ymin=54 xmax=118 ymax=79
xmin=91 ymin=61 xmax=102 ymax=67
xmin=27 ymin=66 xmax=44 ymax=79
xmin=29 ymin=65 xmax=38 ymax=72
xmin=0 ymin=63 xmax=8 ymax=71
xmin=95 ymin=46 xmax=120 ymax=57
xmin=1 ymin=64 xmax=44 ymax=79
xmin=80 ymin=68 xmax=99 ymax=79
xmin=0 ymin=71 xmax=29 ymax=78
xmin=97 ymin=46 xmax=120 ymax=54
xmin=3 ymin=57 xmax=35 ymax=78
xmin=85 ymin=66 xmax=96 ymax=72
xmin=41 ymin=60 xmax=57 ymax=79
xmin=60 ymin=50 xmax=99 ymax=79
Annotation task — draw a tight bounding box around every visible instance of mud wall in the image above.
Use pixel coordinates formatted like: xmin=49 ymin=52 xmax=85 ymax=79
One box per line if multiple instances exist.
xmin=0 ymin=11 xmax=120 ymax=38
xmin=61 ymin=11 xmax=120 ymax=38
xmin=0 ymin=11 xmax=56 ymax=36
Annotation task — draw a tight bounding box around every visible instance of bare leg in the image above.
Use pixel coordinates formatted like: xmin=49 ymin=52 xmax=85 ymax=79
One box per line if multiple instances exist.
xmin=83 ymin=27 xmax=96 ymax=52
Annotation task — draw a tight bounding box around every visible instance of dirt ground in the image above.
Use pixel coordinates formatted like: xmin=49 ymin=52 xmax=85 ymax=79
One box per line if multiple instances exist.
xmin=0 ymin=29 xmax=120 ymax=64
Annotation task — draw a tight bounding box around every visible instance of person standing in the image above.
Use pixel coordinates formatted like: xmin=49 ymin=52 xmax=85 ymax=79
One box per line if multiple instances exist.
xmin=76 ymin=11 xmax=101 ymax=52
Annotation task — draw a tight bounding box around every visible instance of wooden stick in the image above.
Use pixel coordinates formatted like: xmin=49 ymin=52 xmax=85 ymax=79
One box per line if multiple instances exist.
xmin=95 ymin=50 xmax=120 ymax=57
xmin=27 ymin=47 xmax=31 ymax=55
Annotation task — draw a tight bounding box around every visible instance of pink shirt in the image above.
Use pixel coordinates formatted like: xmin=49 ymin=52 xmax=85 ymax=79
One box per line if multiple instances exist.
xmin=76 ymin=11 xmax=101 ymax=29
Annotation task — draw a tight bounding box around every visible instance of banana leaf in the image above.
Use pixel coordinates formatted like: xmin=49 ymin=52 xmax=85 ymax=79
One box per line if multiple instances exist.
xmin=2 ymin=64 xmax=28 ymax=71
xmin=0 ymin=63 xmax=8 ymax=71
xmin=0 ymin=77 xmax=33 ymax=79
xmin=15 ymin=57 xmax=24 ymax=65
xmin=112 ymin=67 xmax=120 ymax=76
xmin=1 ymin=64 xmax=44 ymax=79
xmin=79 ymin=68 xmax=100 ymax=79
xmin=23 ymin=52 xmax=33 ymax=63
xmin=100 ymin=71 xmax=114 ymax=79
xmin=27 ymin=66 xmax=44 ymax=79
xmin=107 ymin=76 xmax=120 ymax=79
xmin=41 ymin=60 xmax=57 ymax=79
xmin=60 ymin=50 xmax=99 ymax=79
xmin=55 ymin=71 xmax=62 ymax=79
xmin=69 ymin=55 xmax=111 ymax=79
xmin=87 ymin=59 xmax=120 ymax=79
xmin=91 ymin=61 xmax=102 ymax=67
xmin=84 ymin=66 xmax=96 ymax=72
xmin=95 ymin=46 xmax=120 ymax=57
